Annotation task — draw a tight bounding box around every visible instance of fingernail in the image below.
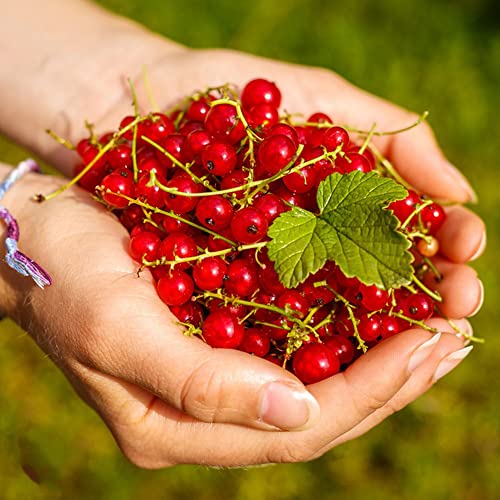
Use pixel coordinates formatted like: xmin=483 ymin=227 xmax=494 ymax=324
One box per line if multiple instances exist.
xmin=455 ymin=319 xmax=473 ymax=341
xmin=407 ymin=333 xmax=442 ymax=373
xmin=443 ymin=162 xmax=478 ymax=203
xmin=470 ymin=231 xmax=486 ymax=261
xmin=259 ymin=382 xmax=320 ymax=431
xmin=432 ymin=346 xmax=474 ymax=382
xmin=469 ymin=280 xmax=484 ymax=317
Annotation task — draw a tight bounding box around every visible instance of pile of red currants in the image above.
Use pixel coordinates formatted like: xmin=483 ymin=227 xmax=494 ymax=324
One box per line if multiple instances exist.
xmin=67 ymin=78 xmax=448 ymax=384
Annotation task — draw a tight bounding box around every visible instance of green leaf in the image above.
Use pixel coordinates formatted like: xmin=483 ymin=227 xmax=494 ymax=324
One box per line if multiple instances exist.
xmin=266 ymin=171 xmax=414 ymax=289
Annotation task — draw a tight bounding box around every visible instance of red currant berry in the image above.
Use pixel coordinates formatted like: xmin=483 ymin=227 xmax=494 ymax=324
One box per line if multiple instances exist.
xmin=247 ymin=104 xmax=279 ymax=130
xmin=277 ymin=290 xmax=310 ymax=319
xmin=224 ymin=259 xmax=259 ymax=297
xmin=120 ymin=205 xmax=144 ymax=231
xmin=205 ymin=103 xmax=246 ymax=143
xmin=323 ymin=126 xmax=350 ymax=151
xmin=192 ymin=256 xmax=228 ymax=291
xmin=380 ymin=314 xmax=402 ymax=339
xmin=358 ymin=313 xmax=383 ymax=342
xmin=241 ymin=78 xmax=282 ymax=110
xmin=100 ymin=170 xmax=135 ymax=208
xmin=253 ymin=193 xmax=286 ymax=224
xmin=157 ymin=270 xmax=194 ymax=306
xmin=220 ymin=169 xmax=248 ymax=199
xmin=186 ymin=97 xmax=212 ymax=122
xmin=202 ymin=310 xmax=244 ymax=349
xmin=158 ymin=232 xmax=198 ymax=270
xmin=162 ymin=215 xmax=190 ymax=234
xmin=420 ymin=202 xmax=446 ymax=235
xmin=336 ymin=152 xmax=372 ymax=173
xmin=292 ymin=343 xmax=340 ymax=384
xmin=156 ymin=133 xmax=186 ymax=169
xmin=119 ymin=115 xmax=135 ymax=140
xmin=129 ymin=231 xmax=161 ymax=262
xmin=239 ymin=328 xmax=270 ymax=357
xmin=257 ymin=135 xmax=296 ymax=176
xmin=195 ymin=195 xmax=234 ymax=231
xmin=74 ymin=162 xmax=108 ymax=192
xmin=108 ymin=144 xmax=132 ymax=169
xmin=164 ymin=176 xmax=203 ymax=214
xmin=169 ymin=301 xmax=203 ymax=327
xmin=283 ymin=165 xmax=317 ymax=193
xmin=230 ymin=207 xmax=268 ymax=244
xmin=186 ymin=129 xmax=211 ymax=158
xmin=300 ymin=275 xmax=335 ymax=307
xmin=355 ymin=284 xmax=389 ymax=311
xmin=138 ymin=113 xmax=176 ymax=144
xmin=389 ymin=190 xmax=420 ymax=224
xmin=324 ymin=335 xmax=355 ymax=365
xmin=201 ymin=141 xmax=237 ymax=175
xmin=400 ymin=292 xmax=434 ymax=321
xmin=266 ymin=123 xmax=299 ymax=148
xmin=135 ymin=171 xmax=166 ymax=208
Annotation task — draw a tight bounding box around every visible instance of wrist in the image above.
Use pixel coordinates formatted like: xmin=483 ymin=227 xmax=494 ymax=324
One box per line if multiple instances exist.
xmin=0 ymin=163 xmax=60 ymax=318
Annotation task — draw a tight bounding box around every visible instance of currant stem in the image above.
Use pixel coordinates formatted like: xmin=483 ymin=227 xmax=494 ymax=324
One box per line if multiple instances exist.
xmin=412 ymin=274 xmax=442 ymax=302
xmin=107 ymin=192 xmax=237 ymax=245
xmin=359 ymin=123 xmax=377 ymax=155
xmin=37 ymin=115 xmax=147 ymax=202
xmin=45 ymin=129 xmax=75 ymax=150
xmin=345 ymin=111 xmax=429 ymax=136
xmin=141 ymin=241 xmax=266 ymax=268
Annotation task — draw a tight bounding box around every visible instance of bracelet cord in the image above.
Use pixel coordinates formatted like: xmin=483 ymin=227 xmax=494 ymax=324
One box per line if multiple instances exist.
xmin=0 ymin=159 xmax=52 ymax=289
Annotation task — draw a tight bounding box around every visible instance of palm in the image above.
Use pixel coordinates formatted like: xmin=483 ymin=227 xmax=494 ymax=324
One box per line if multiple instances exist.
xmin=18 ymin=47 xmax=483 ymax=467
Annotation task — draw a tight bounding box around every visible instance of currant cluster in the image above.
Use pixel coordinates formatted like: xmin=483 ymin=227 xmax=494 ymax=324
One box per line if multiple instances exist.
xmin=65 ymin=78 xmax=449 ymax=384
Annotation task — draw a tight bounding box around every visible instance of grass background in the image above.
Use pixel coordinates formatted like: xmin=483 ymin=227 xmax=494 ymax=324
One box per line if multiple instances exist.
xmin=0 ymin=0 xmax=499 ymax=498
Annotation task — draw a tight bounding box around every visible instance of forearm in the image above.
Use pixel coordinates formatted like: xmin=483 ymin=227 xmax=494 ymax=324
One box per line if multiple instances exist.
xmin=0 ymin=0 xmax=184 ymax=176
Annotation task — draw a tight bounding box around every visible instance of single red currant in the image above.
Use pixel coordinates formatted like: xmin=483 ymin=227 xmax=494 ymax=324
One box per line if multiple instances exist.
xmin=324 ymin=336 xmax=355 ymax=365
xmin=241 ymin=78 xmax=282 ymax=109
xmin=192 ymin=257 xmax=228 ymax=291
xmin=201 ymin=141 xmax=237 ymax=175
xmin=157 ymin=270 xmax=194 ymax=306
xmin=100 ymin=170 xmax=135 ymax=208
xmin=257 ymin=135 xmax=296 ymax=175
xmin=224 ymin=259 xmax=259 ymax=297
xmin=129 ymin=231 xmax=161 ymax=262
xmin=239 ymin=328 xmax=270 ymax=357
xmin=158 ymin=232 xmax=198 ymax=270
xmin=163 ymin=176 xmax=203 ymax=214
xmin=230 ymin=207 xmax=268 ymax=244
xmin=253 ymin=193 xmax=286 ymax=224
xmin=195 ymin=195 xmax=234 ymax=231
xmin=292 ymin=343 xmax=340 ymax=384
xmin=202 ymin=310 xmax=244 ymax=348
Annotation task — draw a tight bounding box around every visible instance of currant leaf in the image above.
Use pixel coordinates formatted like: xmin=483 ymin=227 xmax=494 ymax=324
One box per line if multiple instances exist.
xmin=267 ymin=171 xmax=414 ymax=289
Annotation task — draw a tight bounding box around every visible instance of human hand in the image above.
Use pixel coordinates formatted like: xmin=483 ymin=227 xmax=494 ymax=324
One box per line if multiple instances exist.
xmin=0 ymin=3 xmax=485 ymax=468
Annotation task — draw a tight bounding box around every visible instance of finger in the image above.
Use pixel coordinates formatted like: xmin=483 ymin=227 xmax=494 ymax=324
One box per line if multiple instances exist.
xmin=437 ymin=205 xmax=486 ymax=263
xmin=318 ymin=318 xmax=471 ymax=452
xmin=290 ymin=71 xmax=477 ymax=203
xmin=77 ymin=272 xmax=320 ymax=432
xmin=426 ymin=258 xmax=483 ymax=318
xmin=73 ymin=322 xmax=452 ymax=467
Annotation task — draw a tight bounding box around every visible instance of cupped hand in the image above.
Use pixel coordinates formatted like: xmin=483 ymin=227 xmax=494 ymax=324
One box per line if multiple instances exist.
xmin=3 ymin=43 xmax=485 ymax=468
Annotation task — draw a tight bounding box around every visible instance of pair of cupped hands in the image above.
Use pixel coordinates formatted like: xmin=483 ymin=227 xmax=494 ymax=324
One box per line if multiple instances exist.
xmin=0 ymin=40 xmax=485 ymax=468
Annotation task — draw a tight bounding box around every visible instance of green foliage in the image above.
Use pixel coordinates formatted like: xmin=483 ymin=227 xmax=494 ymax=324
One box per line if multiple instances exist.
xmin=267 ymin=172 xmax=411 ymax=289
xmin=0 ymin=0 xmax=499 ymax=499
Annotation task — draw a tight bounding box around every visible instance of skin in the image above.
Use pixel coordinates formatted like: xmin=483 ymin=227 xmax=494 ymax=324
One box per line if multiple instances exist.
xmin=0 ymin=0 xmax=486 ymax=468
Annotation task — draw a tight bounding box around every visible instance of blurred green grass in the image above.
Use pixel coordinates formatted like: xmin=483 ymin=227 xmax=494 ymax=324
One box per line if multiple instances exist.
xmin=0 ymin=0 xmax=499 ymax=498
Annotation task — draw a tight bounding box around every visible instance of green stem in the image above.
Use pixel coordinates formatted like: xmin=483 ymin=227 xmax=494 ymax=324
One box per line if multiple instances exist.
xmin=412 ymin=275 xmax=442 ymax=302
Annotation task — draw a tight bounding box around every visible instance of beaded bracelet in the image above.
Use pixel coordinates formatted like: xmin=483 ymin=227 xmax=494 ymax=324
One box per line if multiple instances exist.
xmin=0 ymin=159 xmax=51 ymax=289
